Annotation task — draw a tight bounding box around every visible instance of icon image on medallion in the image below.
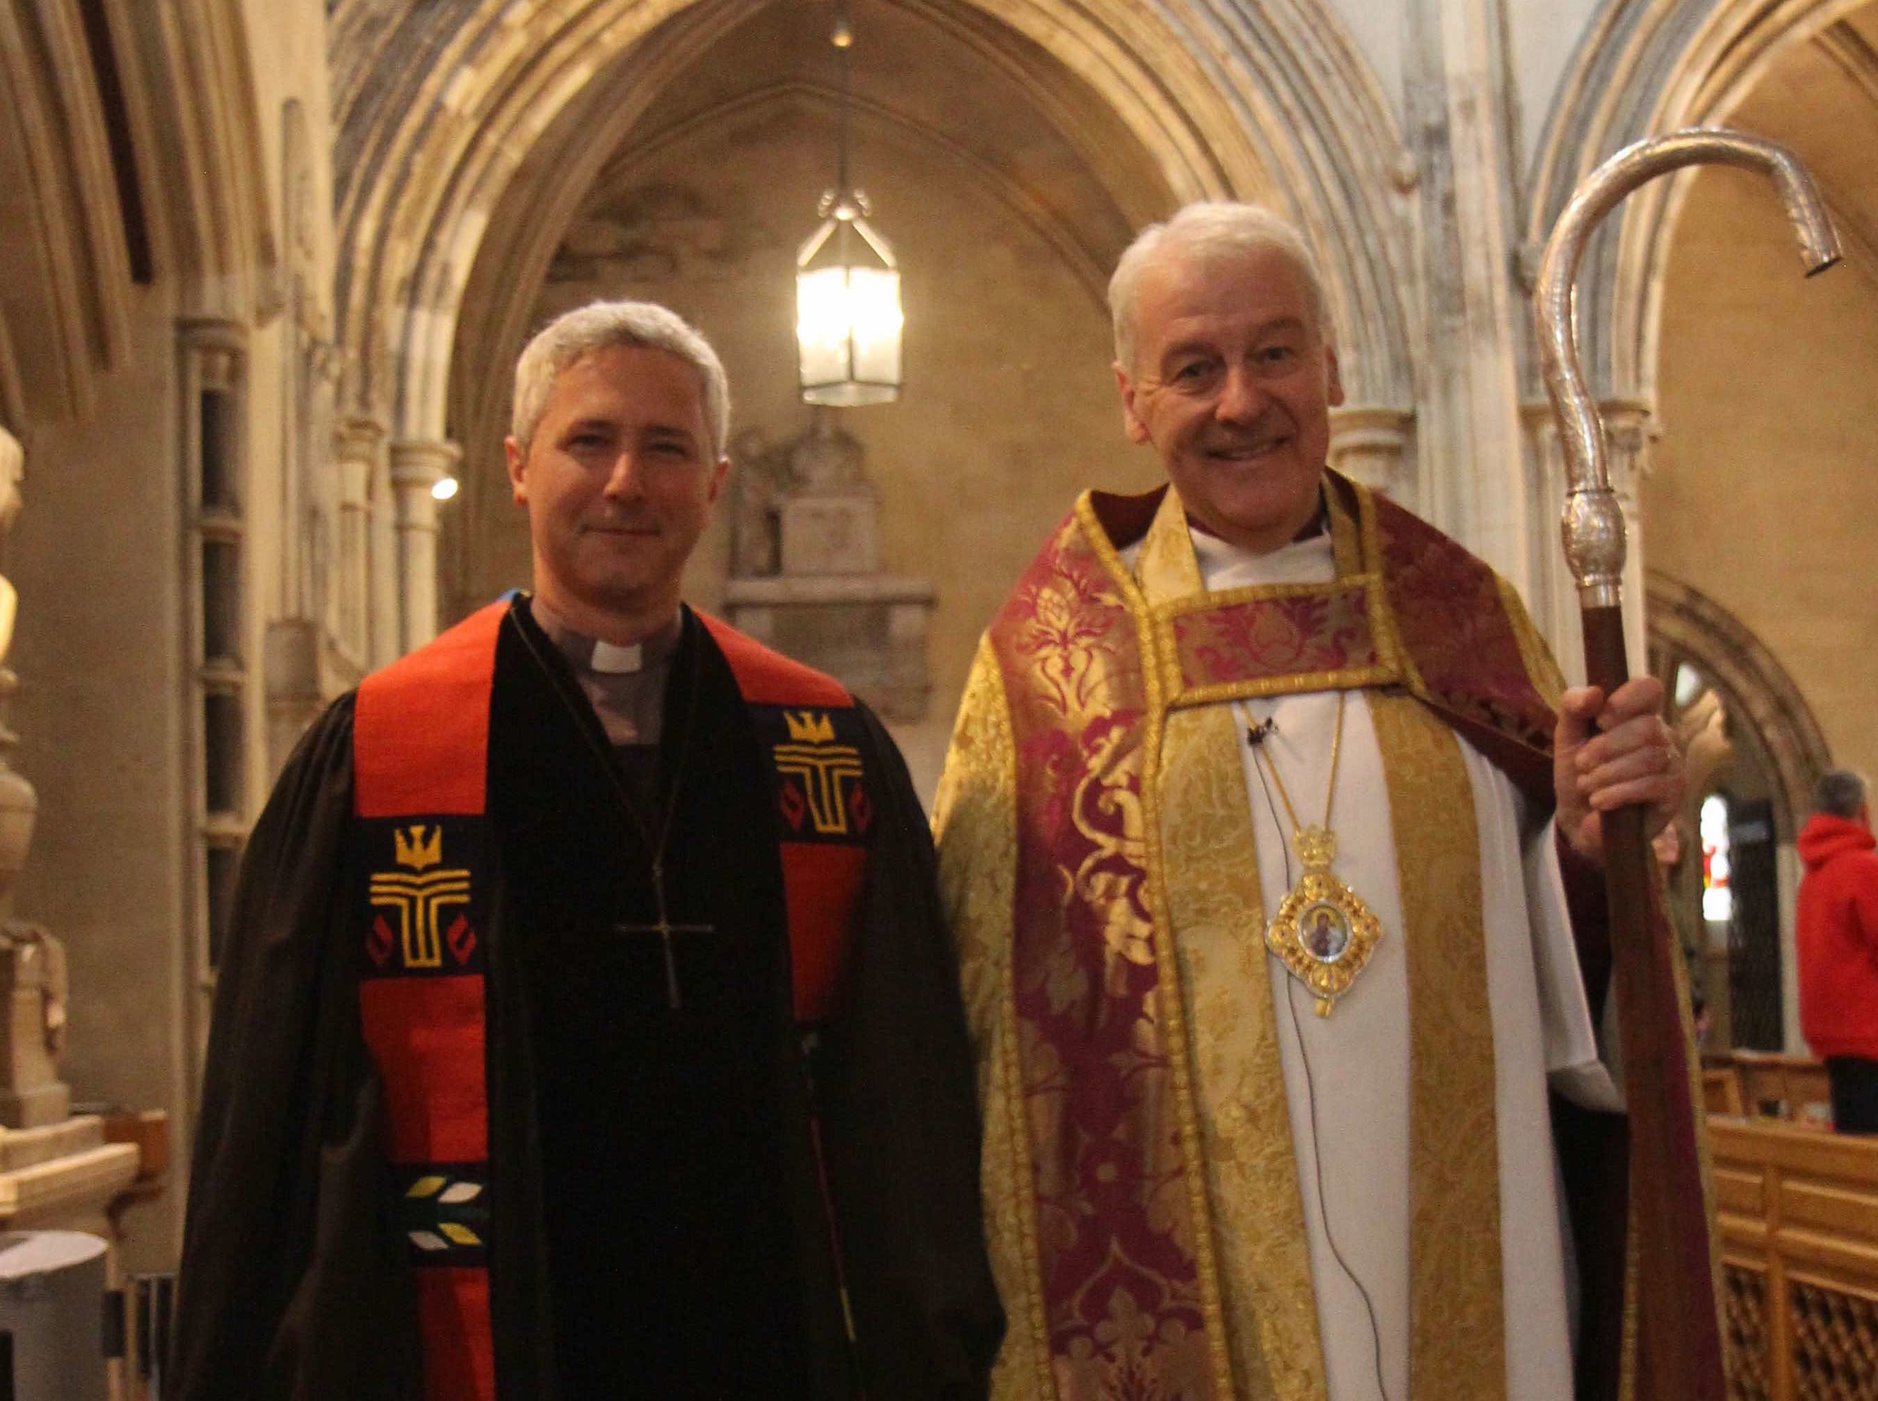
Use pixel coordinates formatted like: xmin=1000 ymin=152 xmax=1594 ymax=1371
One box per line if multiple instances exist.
xmin=1301 ymin=903 xmax=1351 ymax=964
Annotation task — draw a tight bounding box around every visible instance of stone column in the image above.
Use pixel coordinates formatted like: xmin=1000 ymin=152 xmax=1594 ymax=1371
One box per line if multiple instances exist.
xmin=334 ymin=416 xmax=383 ymax=663
xmin=1329 ymin=407 xmax=1415 ymax=504
xmin=387 ymin=438 xmax=460 ymax=653
xmin=1406 ymin=0 xmax=1536 ymax=603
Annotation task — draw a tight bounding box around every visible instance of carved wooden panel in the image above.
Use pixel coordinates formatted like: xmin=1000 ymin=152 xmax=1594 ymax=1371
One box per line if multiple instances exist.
xmin=1710 ymin=1119 xmax=1878 ymax=1401
xmin=1727 ymin=1263 xmax=1773 ymax=1401
xmin=1792 ymin=1280 xmax=1878 ymax=1400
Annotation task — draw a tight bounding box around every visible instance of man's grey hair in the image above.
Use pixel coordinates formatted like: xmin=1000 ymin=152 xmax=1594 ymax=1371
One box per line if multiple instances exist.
xmin=510 ymin=300 xmax=730 ymax=460
xmin=1815 ymin=768 xmax=1870 ymax=819
xmin=1108 ymin=201 xmax=1332 ymax=372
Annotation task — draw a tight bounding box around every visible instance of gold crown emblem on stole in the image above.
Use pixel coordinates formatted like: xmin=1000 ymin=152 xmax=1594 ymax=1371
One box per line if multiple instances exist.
xmin=784 ymin=711 xmax=836 ymax=745
xmin=394 ymin=824 xmax=444 ymax=871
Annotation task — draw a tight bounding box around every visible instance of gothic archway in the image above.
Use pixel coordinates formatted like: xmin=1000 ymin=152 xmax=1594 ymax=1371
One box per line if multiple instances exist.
xmin=327 ymin=0 xmax=1420 ymax=649
xmin=1647 ymin=569 xmax=1831 ymax=844
xmin=333 ymin=0 xmax=1415 ymax=441
xmin=0 ymin=0 xmax=278 ymax=431
xmin=1648 ymin=568 xmax=1833 ymax=1051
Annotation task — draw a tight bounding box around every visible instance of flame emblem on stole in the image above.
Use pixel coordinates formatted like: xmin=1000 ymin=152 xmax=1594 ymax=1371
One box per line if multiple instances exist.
xmin=773 ymin=711 xmax=865 ymax=836
xmin=369 ymin=825 xmax=473 ymax=969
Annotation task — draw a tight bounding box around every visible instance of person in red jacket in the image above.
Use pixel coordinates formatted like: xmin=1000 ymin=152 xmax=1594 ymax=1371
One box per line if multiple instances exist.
xmin=1797 ymin=768 xmax=1878 ymax=1131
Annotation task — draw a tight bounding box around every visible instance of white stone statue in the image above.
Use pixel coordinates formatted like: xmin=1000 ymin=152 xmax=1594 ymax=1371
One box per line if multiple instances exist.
xmin=0 ymin=427 xmax=33 ymax=893
xmin=0 ymin=426 xmax=20 ymax=662
xmin=0 ymin=426 xmax=66 ymax=1129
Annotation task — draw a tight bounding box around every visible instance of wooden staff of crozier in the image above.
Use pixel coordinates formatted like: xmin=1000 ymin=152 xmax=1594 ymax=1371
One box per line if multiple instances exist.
xmin=1533 ymin=128 xmax=1840 ymax=1400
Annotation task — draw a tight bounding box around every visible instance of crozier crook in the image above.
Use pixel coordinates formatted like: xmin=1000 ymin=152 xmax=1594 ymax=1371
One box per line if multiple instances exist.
xmin=1533 ymin=129 xmax=1839 ymax=1400
xmin=1537 ymin=128 xmax=1839 ymax=613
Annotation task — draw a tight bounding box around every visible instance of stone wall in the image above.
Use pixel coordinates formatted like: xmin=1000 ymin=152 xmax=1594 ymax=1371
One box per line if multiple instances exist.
xmin=11 ymin=304 xmax=189 ymax=1143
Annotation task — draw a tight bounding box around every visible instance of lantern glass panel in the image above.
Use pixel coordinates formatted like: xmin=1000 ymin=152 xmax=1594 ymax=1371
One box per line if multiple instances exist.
xmin=796 ymin=226 xmax=903 ymax=405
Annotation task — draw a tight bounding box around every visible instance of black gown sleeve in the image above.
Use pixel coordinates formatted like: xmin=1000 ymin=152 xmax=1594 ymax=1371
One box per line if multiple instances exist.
xmin=817 ymin=704 xmax=1005 ymax=1399
xmin=167 ymin=695 xmax=418 ymax=1401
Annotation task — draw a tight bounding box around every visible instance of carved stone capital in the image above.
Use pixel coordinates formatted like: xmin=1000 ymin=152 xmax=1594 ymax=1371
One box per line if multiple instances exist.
xmin=177 ymin=318 xmax=247 ymax=389
xmin=1328 ymin=406 xmax=1414 ymax=498
xmin=388 ymin=438 xmax=460 ymax=497
xmin=1596 ymin=397 xmax=1656 ymax=500
xmin=336 ymin=415 xmax=386 ymax=465
xmin=386 ymin=439 xmax=460 ymax=651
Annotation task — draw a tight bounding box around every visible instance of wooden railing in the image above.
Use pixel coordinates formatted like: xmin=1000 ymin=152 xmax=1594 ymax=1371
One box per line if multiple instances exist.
xmin=1711 ymin=1116 xmax=1878 ymax=1399
xmin=1723 ymin=1052 xmax=1835 ymax=1127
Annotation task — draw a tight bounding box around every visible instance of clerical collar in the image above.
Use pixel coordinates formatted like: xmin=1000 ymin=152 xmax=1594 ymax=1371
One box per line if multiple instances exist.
xmin=1190 ymin=524 xmax=1336 ymax=592
xmin=528 ymin=597 xmax=684 ymax=678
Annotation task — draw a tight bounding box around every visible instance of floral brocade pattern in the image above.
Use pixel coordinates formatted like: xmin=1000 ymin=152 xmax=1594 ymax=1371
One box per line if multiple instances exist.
xmin=944 ymin=474 xmax=1562 ymax=1399
xmin=1157 ymin=700 xmax=1328 ymax=1401
xmin=932 ymin=646 xmax=1053 ymax=1397
xmin=1145 ymin=491 xmax=1505 ymax=1399
xmin=1168 ymin=587 xmax=1382 ymax=695
xmin=1366 ymin=487 xmax=1556 ymax=759
xmin=984 ymin=511 xmax=1218 ymax=1398
xmin=1369 ymin=692 xmax=1507 ymax=1396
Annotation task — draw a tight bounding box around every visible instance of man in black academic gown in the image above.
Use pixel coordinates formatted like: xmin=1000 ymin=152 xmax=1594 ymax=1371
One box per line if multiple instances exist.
xmin=169 ymin=301 xmax=1003 ymax=1399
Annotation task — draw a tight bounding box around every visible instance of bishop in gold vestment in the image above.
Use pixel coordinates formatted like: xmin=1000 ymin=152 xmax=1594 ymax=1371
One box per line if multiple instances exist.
xmin=932 ymin=204 xmax=1699 ymax=1400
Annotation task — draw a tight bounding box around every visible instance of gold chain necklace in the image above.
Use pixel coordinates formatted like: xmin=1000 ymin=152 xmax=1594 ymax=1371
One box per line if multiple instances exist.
xmin=1246 ymin=692 xmax=1384 ymax=1017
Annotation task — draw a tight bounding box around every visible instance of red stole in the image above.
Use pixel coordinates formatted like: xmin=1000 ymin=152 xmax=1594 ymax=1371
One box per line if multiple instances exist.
xmin=352 ymin=600 xmax=871 ymax=1401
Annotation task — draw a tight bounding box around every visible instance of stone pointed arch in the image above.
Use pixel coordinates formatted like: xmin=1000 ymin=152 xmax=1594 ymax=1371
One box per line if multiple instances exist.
xmin=445 ymin=71 xmax=1137 ymax=526
xmin=127 ymin=0 xmax=280 ymax=318
xmin=331 ymin=0 xmax=1417 ymax=448
xmin=0 ymin=0 xmax=278 ymax=428
xmin=1526 ymin=0 xmax=1871 ymax=403
xmin=0 ymin=0 xmax=138 ymax=423
xmin=331 ymin=0 xmax=1422 ymax=648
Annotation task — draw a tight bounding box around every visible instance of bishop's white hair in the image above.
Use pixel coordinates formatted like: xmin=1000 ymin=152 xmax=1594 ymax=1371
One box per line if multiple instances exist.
xmin=1108 ymin=202 xmax=1332 ymax=371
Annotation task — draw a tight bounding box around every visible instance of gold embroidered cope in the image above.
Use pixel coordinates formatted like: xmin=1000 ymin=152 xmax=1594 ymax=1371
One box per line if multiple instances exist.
xmin=936 ymin=480 xmax=1510 ymax=1399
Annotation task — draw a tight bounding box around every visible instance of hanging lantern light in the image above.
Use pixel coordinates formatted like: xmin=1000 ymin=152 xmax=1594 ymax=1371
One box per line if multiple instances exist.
xmin=796 ymin=0 xmax=902 ymax=406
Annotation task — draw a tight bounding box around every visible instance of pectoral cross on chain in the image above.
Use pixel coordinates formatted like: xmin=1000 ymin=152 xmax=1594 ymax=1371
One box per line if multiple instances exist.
xmin=613 ymin=861 xmax=714 ymax=1009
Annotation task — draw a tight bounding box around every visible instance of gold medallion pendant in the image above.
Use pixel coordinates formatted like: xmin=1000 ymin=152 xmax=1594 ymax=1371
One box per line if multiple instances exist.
xmin=1243 ymin=690 xmax=1383 ymax=1017
xmin=1264 ymin=824 xmax=1383 ymax=1017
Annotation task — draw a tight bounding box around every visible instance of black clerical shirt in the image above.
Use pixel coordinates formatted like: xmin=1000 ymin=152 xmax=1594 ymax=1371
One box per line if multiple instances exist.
xmin=495 ymin=608 xmax=812 ymax=1396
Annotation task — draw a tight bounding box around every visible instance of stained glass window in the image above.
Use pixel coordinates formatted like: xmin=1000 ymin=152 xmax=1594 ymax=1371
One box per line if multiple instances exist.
xmin=1701 ymin=793 xmax=1734 ymax=923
